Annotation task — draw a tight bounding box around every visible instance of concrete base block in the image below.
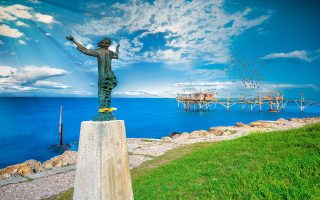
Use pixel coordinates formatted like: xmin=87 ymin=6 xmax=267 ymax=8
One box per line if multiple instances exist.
xmin=73 ymin=120 xmax=133 ymax=200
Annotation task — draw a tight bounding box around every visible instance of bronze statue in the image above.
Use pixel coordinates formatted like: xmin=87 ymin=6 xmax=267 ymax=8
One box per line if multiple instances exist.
xmin=66 ymin=35 xmax=119 ymax=121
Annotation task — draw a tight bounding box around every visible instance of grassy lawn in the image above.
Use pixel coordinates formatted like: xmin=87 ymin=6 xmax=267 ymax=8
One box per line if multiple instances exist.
xmin=49 ymin=123 xmax=320 ymax=199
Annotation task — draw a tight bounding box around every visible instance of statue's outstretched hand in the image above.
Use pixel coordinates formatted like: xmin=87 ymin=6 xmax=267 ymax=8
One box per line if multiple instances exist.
xmin=66 ymin=35 xmax=74 ymax=41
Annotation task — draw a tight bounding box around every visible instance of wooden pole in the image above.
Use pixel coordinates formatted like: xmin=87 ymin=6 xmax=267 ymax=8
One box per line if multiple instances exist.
xmin=59 ymin=105 xmax=63 ymax=146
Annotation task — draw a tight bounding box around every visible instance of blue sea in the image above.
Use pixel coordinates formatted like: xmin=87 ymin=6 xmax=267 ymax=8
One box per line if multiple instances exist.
xmin=0 ymin=97 xmax=319 ymax=168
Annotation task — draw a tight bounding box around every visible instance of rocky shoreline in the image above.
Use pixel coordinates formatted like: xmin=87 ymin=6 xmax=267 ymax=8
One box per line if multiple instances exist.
xmin=0 ymin=116 xmax=319 ymax=199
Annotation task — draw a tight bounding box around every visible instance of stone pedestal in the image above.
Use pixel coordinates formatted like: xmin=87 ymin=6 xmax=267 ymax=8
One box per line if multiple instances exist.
xmin=73 ymin=120 xmax=133 ymax=200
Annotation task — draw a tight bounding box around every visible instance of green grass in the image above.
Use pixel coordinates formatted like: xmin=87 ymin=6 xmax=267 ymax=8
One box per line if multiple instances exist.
xmin=133 ymin=123 xmax=320 ymax=199
xmin=47 ymin=123 xmax=320 ymax=200
xmin=131 ymin=142 xmax=213 ymax=179
xmin=45 ymin=142 xmax=212 ymax=200
xmin=45 ymin=188 xmax=73 ymax=200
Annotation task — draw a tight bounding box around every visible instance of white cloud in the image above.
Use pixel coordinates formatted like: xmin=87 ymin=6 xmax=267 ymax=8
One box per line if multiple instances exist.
xmin=151 ymin=49 xmax=185 ymax=64
xmin=0 ymin=6 xmax=18 ymax=21
xmin=18 ymin=39 xmax=26 ymax=45
xmin=0 ymin=24 xmax=24 ymax=38
xmin=34 ymin=80 xmax=70 ymax=89
xmin=0 ymin=66 xmax=16 ymax=77
xmin=0 ymin=4 xmax=56 ymax=38
xmin=16 ymin=20 xmax=29 ymax=27
xmin=64 ymin=41 xmax=75 ymax=47
xmin=12 ymin=66 xmax=67 ymax=84
xmin=1 ymin=4 xmax=33 ymax=20
xmin=261 ymin=50 xmax=311 ymax=62
xmin=34 ymin=13 xmax=55 ymax=24
xmin=72 ymin=0 xmax=271 ymax=67
xmin=86 ymin=44 xmax=94 ymax=49
xmin=0 ymin=4 xmax=55 ymax=23
xmin=0 ymin=66 xmax=69 ymax=92
xmin=0 ymin=84 xmax=38 ymax=92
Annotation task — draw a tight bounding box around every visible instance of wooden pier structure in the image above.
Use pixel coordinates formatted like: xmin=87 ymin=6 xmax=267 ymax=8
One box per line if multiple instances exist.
xmin=177 ymin=92 xmax=319 ymax=112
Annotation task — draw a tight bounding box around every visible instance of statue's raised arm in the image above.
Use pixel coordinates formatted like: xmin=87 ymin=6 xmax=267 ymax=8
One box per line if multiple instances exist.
xmin=112 ymin=44 xmax=120 ymax=59
xmin=66 ymin=35 xmax=98 ymax=57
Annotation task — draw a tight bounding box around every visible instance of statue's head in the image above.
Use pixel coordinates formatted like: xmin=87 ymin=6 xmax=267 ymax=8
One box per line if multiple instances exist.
xmin=98 ymin=38 xmax=112 ymax=48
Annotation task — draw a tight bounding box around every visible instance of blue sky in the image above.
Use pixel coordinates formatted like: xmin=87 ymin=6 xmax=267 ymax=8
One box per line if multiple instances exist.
xmin=0 ymin=0 xmax=319 ymax=98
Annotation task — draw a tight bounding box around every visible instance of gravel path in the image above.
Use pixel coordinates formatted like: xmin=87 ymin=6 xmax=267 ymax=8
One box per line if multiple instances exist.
xmin=0 ymin=140 xmax=177 ymax=200
xmin=0 ymin=117 xmax=318 ymax=200
xmin=0 ymin=170 xmax=75 ymax=200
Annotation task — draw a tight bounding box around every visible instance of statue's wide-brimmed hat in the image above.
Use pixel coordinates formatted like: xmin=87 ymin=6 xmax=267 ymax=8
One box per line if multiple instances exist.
xmin=98 ymin=38 xmax=112 ymax=47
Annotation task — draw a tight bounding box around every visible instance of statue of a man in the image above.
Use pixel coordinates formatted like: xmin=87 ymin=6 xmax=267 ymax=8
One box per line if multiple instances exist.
xmin=66 ymin=35 xmax=119 ymax=121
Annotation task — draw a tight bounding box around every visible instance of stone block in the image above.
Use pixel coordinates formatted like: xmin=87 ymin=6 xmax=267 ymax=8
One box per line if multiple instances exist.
xmin=73 ymin=120 xmax=133 ymax=200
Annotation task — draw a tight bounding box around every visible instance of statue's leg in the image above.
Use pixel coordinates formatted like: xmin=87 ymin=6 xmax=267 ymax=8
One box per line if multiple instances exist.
xmin=93 ymin=74 xmax=117 ymax=121
xmin=104 ymin=71 xmax=117 ymax=108
xmin=98 ymin=81 xmax=107 ymax=109
xmin=105 ymin=89 xmax=111 ymax=108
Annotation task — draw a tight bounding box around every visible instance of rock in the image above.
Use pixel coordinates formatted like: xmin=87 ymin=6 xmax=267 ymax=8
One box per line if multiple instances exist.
xmin=169 ymin=132 xmax=180 ymax=138
xmin=302 ymin=118 xmax=314 ymax=123
xmin=171 ymin=133 xmax=181 ymax=140
xmin=277 ymin=118 xmax=287 ymax=122
xmin=249 ymin=121 xmax=275 ymax=128
xmin=0 ymin=159 xmax=43 ymax=179
xmin=208 ymin=126 xmax=227 ymax=136
xmin=222 ymin=130 xmax=237 ymax=136
xmin=235 ymin=122 xmax=246 ymax=127
xmin=48 ymin=143 xmax=72 ymax=153
xmin=42 ymin=151 xmax=77 ymax=169
xmin=222 ymin=131 xmax=231 ymax=136
xmin=189 ymin=130 xmax=208 ymax=138
xmin=161 ymin=136 xmax=172 ymax=141
xmin=288 ymin=118 xmax=301 ymax=122
xmin=175 ymin=132 xmax=190 ymax=140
